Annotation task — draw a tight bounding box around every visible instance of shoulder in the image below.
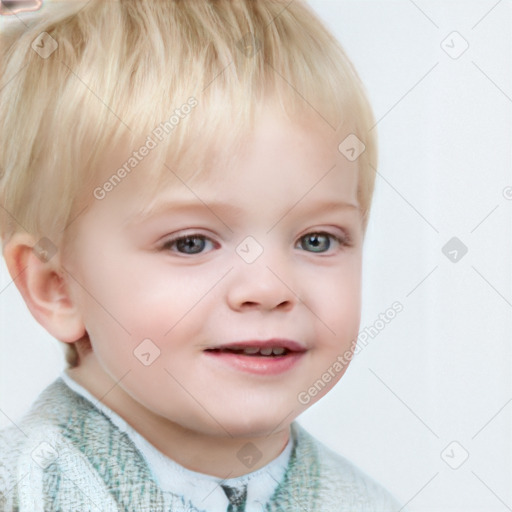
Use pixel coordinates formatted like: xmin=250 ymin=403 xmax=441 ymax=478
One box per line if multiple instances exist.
xmin=0 ymin=378 xmax=121 ymax=511
xmin=289 ymin=422 xmax=402 ymax=511
xmin=0 ymin=381 xmax=64 ymax=492
xmin=0 ymin=377 xmax=88 ymax=456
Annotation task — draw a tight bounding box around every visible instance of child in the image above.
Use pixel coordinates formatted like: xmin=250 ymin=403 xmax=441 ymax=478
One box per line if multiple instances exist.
xmin=0 ymin=1 xmax=402 ymax=510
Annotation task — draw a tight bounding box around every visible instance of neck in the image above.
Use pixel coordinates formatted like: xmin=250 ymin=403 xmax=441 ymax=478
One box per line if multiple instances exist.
xmin=67 ymin=353 xmax=290 ymax=478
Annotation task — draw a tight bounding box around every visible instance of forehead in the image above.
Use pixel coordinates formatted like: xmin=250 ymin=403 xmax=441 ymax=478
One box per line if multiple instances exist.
xmin=87 ymin=107 xmax=360 ymax=225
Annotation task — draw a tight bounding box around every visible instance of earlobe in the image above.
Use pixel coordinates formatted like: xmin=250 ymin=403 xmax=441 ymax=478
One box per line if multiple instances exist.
xmin=3 ymin=233 xmax=86 ymax=343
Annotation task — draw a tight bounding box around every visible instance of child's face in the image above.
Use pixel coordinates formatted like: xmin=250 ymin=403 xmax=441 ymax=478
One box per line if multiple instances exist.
xmin=64 ymin=107 xmax=364 ymax=437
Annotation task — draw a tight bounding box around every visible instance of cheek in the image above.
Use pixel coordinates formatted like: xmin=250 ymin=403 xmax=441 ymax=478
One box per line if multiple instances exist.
xmin=307 ymin=260 xmax=362 ymax=354
xmin=76 ymin=253 xmax=221 ymax=344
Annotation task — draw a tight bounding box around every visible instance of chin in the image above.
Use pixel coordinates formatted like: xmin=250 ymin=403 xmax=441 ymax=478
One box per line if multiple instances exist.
xmin=221 ymin=409 xmax=296 ymax=439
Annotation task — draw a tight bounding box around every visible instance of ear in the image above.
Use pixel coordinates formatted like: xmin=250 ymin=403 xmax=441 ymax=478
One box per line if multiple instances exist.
xmin=3 ymin=233 xmax=86 ymax=343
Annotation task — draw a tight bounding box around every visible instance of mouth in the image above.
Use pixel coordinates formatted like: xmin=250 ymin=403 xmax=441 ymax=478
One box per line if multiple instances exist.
xmin=205 ymin=346 xmax=291 ymax=356
xmin=203 ymin=339 xmax=307 ymax=375
xmin=204 ymin=339 xmax=307 ymax=357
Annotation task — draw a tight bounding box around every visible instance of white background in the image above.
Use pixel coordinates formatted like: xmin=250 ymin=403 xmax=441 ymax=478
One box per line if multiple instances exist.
xmin=1 ymin=1 xmax=511 ymax=511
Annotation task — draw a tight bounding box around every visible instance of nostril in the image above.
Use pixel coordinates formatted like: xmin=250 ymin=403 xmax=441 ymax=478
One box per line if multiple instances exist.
xmin=241 ymin=301 xmax=259 ymax=307
xmin=277 ymin=299 xmax=293 ymax=309
xmin=239 ymin=300 xmax=292 ymax=310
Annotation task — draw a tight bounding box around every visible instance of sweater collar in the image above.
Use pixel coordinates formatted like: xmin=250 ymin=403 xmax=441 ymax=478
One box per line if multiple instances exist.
xmin=29 ymin=376 xmax=321 ymax=511
xmin=60 ymin=371 xmax=293 ymax=512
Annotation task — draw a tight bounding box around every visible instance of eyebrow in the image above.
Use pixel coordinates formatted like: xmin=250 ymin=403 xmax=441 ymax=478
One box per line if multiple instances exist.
xmin=273 ymin=198 xmax=360 ymax=218
xmin=132 ymin=200 xmax=244 ymax=227
xmin=133 ymin=198 xmax=360 ymax=225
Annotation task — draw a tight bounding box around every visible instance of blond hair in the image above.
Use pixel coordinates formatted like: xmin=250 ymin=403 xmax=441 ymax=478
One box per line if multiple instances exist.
xmin=0 ymin=0 xmax=377 ymax=367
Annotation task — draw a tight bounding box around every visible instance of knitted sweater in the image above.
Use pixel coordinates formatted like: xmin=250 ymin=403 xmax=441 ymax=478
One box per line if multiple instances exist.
xmin=0 ymin=379 xmax=402 ymax=511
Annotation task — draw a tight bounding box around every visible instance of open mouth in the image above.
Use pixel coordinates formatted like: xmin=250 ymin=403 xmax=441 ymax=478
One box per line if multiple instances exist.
xmin=204 ymin=346 xmax=291 ymax=357
xmin=203 ymin=341 xmax=306 ymax=375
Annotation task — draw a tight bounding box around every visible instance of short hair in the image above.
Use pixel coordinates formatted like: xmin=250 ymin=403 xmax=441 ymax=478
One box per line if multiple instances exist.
xmin=0 ymin=0 xmax=377 ymax=367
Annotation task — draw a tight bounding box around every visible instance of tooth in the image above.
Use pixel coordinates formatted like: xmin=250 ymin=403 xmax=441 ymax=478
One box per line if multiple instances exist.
xmin=242 ymin=347 xmax=260 ymax=355
xmin=272 ymin=347 xmax=285 ymax=355
xmin=259 ymin=347 xmax=273 ymax=356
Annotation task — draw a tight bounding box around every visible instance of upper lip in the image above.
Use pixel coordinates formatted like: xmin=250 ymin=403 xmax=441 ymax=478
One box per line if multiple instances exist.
xmin=205 ymin=339 xmax=307 ymax=352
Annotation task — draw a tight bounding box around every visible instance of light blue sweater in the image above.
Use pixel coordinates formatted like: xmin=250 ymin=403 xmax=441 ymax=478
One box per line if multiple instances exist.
xmin=0 ymin=378 xmax=402 ymax=511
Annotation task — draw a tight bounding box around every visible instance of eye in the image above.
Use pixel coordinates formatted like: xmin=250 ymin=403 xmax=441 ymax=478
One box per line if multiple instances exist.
xmin=296 ymin=232 xmax=347 ymax=253
xmin=161 ymin=234 xmax=216 ymax=255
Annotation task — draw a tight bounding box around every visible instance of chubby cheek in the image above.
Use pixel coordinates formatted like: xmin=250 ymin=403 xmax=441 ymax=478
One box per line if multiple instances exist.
xmin=72 ymin=253 xmax=214 ymax=373
xmin=309 ymin=260 xmax=362 ymax=348
xmin=76 ymin=248 xmax=210 ymax=333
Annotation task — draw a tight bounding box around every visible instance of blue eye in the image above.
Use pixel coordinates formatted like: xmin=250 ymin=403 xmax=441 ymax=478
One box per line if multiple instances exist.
xmin=163 ymin=235 xmax=214 ymax=255
xmin=297 ymin=232 xmax=344 ymax=253
xmin=162 ymin=231 xmax=349 ymax=256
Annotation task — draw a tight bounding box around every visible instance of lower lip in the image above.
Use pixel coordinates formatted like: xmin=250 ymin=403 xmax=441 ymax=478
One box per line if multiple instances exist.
xmin=203 ymin=350 xmax=306 ymax=375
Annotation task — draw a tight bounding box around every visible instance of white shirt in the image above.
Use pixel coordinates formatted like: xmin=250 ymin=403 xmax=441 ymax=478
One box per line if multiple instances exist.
xmin=61 ymin=372 xmax=293 ymax=512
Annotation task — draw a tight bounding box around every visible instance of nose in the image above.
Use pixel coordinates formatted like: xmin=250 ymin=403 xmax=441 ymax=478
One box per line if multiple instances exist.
xmin=226 ymin=259 xmax=298 ymax=313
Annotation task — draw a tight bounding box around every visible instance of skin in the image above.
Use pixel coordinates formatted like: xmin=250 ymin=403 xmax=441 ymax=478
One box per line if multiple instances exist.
xmin=7 ymin=107 xmax=365 ymax=478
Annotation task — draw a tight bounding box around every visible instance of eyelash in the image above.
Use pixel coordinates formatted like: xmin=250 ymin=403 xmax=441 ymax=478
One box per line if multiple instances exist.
xmin=160 ymin=231 xmax=352 ymax=256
